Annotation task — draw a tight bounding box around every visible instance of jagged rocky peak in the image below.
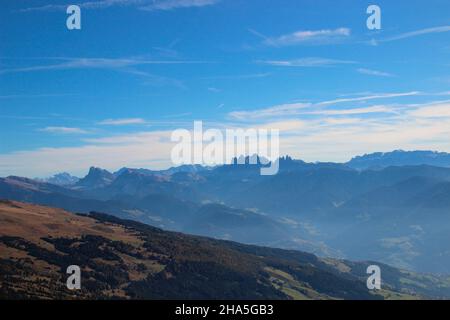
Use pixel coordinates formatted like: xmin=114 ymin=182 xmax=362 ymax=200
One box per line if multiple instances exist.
xmin=75 ymin=166 xmax=115 ymax=189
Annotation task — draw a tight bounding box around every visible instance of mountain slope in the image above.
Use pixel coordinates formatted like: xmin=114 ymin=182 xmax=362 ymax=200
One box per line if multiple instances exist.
xmin=2 ymin=201 xmax=448 ymax=299
xmin=4 ymin=154 xmax=450 ymax=273
xmin=0 ymin=176 xmax=309 ymax=252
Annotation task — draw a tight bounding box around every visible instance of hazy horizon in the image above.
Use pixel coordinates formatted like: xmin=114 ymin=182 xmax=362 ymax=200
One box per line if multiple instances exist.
xmin=1 ymin=148 xmax=447 ymax=179
xmin=1 ymin=0 xmax=450 ymax=176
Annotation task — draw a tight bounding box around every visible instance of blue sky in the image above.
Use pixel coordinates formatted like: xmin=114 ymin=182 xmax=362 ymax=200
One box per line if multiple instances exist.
xmin=1 ymin=0 xmax=450 ymax=177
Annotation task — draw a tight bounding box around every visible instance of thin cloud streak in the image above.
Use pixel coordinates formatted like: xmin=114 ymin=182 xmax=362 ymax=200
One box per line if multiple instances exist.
xmin=305 ymin=105 xmax=396 ymax=116
xmin=229 ymin=103 xmax=311 ymax=120
xmin=357 ymin=68 xmax=395 ymax=77
xmin=98 ymin=118 xmax=147 ymax=125
xmin=0 ymin=93 xmax=76 ymax=99
xmin=0 ymin=57 xmax=210 ymax=75
xmin=229 ymin=92 xmax=420 ymax=120
xmin=140 ymin=0 xmax=220 ymax=11
xmin=262 ymin=28 xmax=351 ymax=47
xmin=384 ymin=25 xmax=450 ymax=41
xmin=200 ymin=73 xmax=271 ymax=80
xmin=19 ymin=0 xmax=219 ymax=12
xmin=39 ymin=127 xmax=89 ymax=134
xmin=19 ymin=1 xmax=147 ymax=12
xmin=317 ymin=92 xmax=420 ymax=106
xmin=257 ymin=58 xmax=355 ymax=67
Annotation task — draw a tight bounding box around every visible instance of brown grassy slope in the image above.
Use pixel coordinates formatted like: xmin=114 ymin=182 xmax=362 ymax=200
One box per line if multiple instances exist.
xmin=0 ymin=200 xmax=287 ymax=299
xmin=0 ymin=200 xmax=160 ymax=299
xmin=0 ymin=200 xmax=412 ymax=300
xmin=0 ymin=200 xmax=143 ymax=246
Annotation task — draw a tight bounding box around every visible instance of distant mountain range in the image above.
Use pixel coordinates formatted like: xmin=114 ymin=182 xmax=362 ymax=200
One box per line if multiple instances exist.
xmin=346 ymin=150 xmax=450 ymax=169
xmin=2 ymin=200 xmax=450 ymax=299
xmin=38 ymin=150 xmax=450 ymax=184
xmin=36 ymin=172 xmax=79 ymax=186
xmin=2 ymin=150 xmax=450 ymax=273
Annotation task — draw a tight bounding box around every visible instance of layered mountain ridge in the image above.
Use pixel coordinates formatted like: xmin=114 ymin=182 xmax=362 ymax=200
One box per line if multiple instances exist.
xmin=2 ymin=200 xmax=450 ymax=300
xmin=2 ymin=150 xmax=450 ymax=273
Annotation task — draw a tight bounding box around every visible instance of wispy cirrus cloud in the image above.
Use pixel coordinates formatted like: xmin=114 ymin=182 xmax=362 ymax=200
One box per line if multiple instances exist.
xmin=39 ymin=127 xmax=89 ymax=134
xmin=0 ymin=57 xmax=205 ymax=89
xmin=317 ymin=92 xmax=420 ymax=106
xmin=257 ymin=57 xmax=355 ymax=67
xmin=200 ymin=73 xmax=271 ymax=80
xmin=19 ymin=0 xmax=146 ymax=12
xmin=0 ymin=57 xmax=208 ymax=75
xmin=0 ymin=93 xmax=76 ymax=99
xmin=228 ymin=92 xmax=420 ymax=120
xmin=306 ymin=105 xmax=396 ymax=116
xmin=140 ymin=0 xmax=219 ymax=11
xmin=255 ymin=28 xmax=351 ymax=47
xmin=357 ymin=68 xmax=395 ymax=77
xmin=384 ymin=25 xmax=450 ymax=42
xmin=19 ymin=0 xmax=219 ymax=12
xmin=229 ymin=102 xmax=311 ymax=120
xmin=229 ymin=104 xmax=394 ymax=121
xmin=98 ymin=118 xmax=147 ymax=125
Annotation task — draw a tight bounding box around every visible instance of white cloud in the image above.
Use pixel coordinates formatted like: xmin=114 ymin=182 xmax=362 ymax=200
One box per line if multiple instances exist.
xmin=277 ymin=119 xmax=450 ymax=163
xmin=408 ymin=102 xmax=450 ymax=118
xmin=263 ymin=28 xmax=351 ymax=47
xmin=317 ymin=92 xmax=420 ymax=106
xmin=140 ymin=0 xmax=219 ymax=11
xmin=306 ymin=105 xmax=395 ymax=116
xmin=19 ymin=0 xmax=135 ymax=12
xmin=0 ymin=57 xmax=207 ymax=75
xmin=201 ymin=73 xmax=271 ymax=80
xmin=98 ymin=118 xmax=147 ymax=125
xmin=39 ymin=127 xmax=89 ymax=134
xmin=19 ymin=0 xmax=219 ymax=12
xmin=229 ymin=92 xmax=419 ymax=120
xmin=357 ymin=68 xmax=394 ymax=77
xmin=257 ymin=57 xmax=355 ymax=67
xmin=229 ymin=103 xmax=311 ymax=120
xmin=0 ymin=130 xmax=174 ymax=177
xmin=4 ymin=97 xmax=450 ymax=177
xmin=385 ymin=25 xmax=450 ymax=41
xmin=321 ymin=118 xmax=362 ymax=126
xmin=255 ymin=120 xmax=306 ymax=132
